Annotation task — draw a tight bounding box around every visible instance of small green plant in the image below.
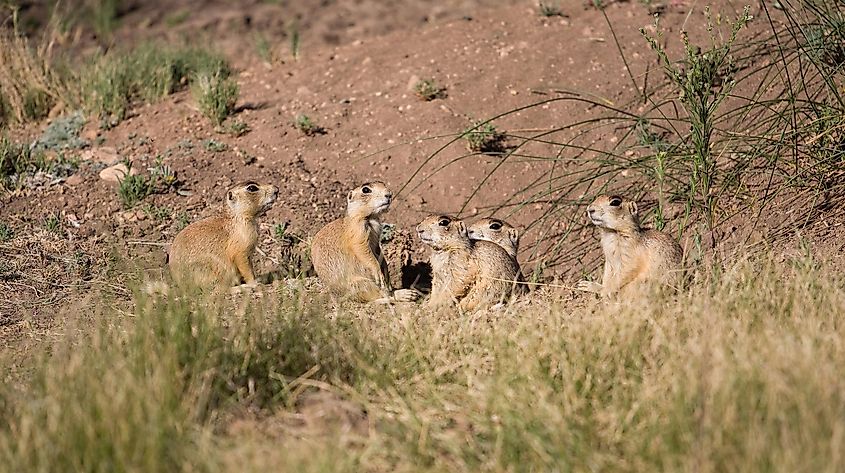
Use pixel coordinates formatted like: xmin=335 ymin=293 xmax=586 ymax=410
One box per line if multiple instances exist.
xmin=462 ymin=121 xmax=506 ymax=154
xmin=272 ymin=222 xmax=290 ymax=241
xmin=88 ymin=0 xmax=121 ymax=38
xmin=43 ymin=212 xmax=62 ymax=234
xmin=255 ymin=33 xmax=272 ymax=63
xmin=272 ymin=221 xmax=310 ymax=278
xmin=293 ymin=114 xmax=324 ymax=136
xmin=288 ymin=20 xmax=301 ymax=60
xmin=203 ymin=139 xmax=227 ymax=152
xmin=413 ymin=78 xmax=447 ymax=101
xmin=192 ymin=71 xmax=239 ymax=126
xmin=142 ymin=204 xmax=171 ymax=222
xmin=223 ymin=120 xmax=250 ymax=137
xmin=32 ymin=112 xmax=89 ymax=152
xmin=0 ymin=221 xmax=13 ymax=241
xmin=0 ymin=135 xmax=33 ymax=180
xmin=538 ymin=1 xmax=565 ymax=17
xmin=149 ymin=155 xmax=177 ymax=189
xmin=641 ymin=6 xmax=751 ymax=231
xmin=174 ymin=211 xmax=190 ymax=231
xmin=117 ymin=160 xmax=172 ymax=209
xmin=22 ymin=87 xmax=52 ymax=121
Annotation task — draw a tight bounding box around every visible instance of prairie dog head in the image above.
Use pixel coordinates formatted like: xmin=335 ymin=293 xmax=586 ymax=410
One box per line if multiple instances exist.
xmin=226 ymin=181 xmax=279 ymax=218
xmin=586 ymin=194 xmax=641 ymax=234
xmin=416 ymin=215 xmax=470 ymax=251
xmin=467 ymin=217 xmax=519 ymax=257
xmin=346 ymin=181 xmax=392 ymax=219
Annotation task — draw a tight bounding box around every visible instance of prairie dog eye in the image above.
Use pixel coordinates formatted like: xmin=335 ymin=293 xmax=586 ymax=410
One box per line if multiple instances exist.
xmin=438 ymin=218 xmax=450 ymax=227
xmin=246 ymin=184 xmax=260 ymax=193
xmin=609 ymin=197 xmax=623 ymax=207
xmin=489 ymin=221 xmax=502 ymax=230
xmin=361 ymin=186 xmax=372 ymax=194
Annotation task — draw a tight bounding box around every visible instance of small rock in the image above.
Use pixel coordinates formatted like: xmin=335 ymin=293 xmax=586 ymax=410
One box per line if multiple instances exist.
xmin=99 ymin=162 xmax=137 ymax=183
xmin=65 ymin=174 xmax=83 ymax=186
xmin=83 ymin=147 xmax=120 ymax=165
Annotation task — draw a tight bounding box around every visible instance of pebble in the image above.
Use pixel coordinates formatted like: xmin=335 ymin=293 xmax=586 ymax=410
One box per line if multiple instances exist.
xmin=99 ymin=163 xmax=137 ymax=183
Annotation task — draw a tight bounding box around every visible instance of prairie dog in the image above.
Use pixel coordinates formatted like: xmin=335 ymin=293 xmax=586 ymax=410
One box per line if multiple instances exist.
xmin=168 ymin=181 xmax=278 ymax=288
xmin=417 ymin=215 xmax=518 ymax=311
xmin=467 ymin=217 xmax=527 ymax=293
xmin=310 ymin=181 xmax=420 ymax=304
xmin=576 ymin=195 xmax=683 ymax=297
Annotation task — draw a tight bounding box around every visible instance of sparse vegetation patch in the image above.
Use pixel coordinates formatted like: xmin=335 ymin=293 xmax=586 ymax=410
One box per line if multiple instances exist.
xmin=413 ymin=78 xmax=447 ymax=101
xmin=192 ymin=71 xmax=239 ymax=126
xmin=85 ymin=44 xmax=232 ymax=128
xmin=293 ymin=114 xmax=325 ymax=136
xmin=462 ymin=121 xmax=506 ymax=154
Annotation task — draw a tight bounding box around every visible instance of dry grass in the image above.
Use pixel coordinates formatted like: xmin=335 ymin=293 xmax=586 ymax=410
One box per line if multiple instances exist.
xmin=0 ymin=31 xmax=74 ymax=125
xmin=1 ymin=254 xmax=843 ymax=472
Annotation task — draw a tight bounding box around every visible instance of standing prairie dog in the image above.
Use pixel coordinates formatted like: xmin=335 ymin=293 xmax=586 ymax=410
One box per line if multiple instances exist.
xmin=417 ymin=215 xmax=518 ymax=311
xmin=467 ymin=217 xmax=527 ymax=293
xmin=310 ymin=181 xmax=420 ymax=304
xmin=168 ymin=181 xmax=278 ymax=288
xmin=576 ymin=195 xmax=683 ymax=297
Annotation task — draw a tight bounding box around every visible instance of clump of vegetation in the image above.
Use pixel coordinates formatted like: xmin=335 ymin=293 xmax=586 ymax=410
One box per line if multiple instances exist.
xmin=223 ymin=120 xmax=250 ymax=137
xmin=31 ymin=112 xmax=89 ymax=152
xmin=293 ymin=114 xmax=325 ymax=136
xmin=641 ymin=6 xmax=751 ymax=231
xmin=462 ymin=121 xmax=506 ymax=154
xmin=0 ymin=29 xmax=72 ymax=127
xmin=85 ymin=44 xmax=231 ymax=128
xmin=142 ymin=204 xmax=172 ymax=222
xmin=288 ymin=20 xmax=301 ymax=60
xmin=0 ymin=134 xmax=79 ymax=190
xmin=0 ymin=221 xmax=13 ymax=241
xmin=117 ymin=158 xmax=176 ymax=208
xmin=0 ymin=135 xmax=34 ymax=181
xmin=202 ymin=138 xmax=228 ymax=152
xmin=43 ymin=212 xmax=62 ymax=235
xmin=255 ymin=33 xmax=273 ymax=63
xmin=173 ymin=210 xmax=190 ymax=231
xmin=88 ymin=0 xmax=121 ymax=38
xmin=192 ymin=71 xmax=239 ymax=126
xmin=413 ymin=78 xmax=447 ymax=101
xmin=538 ymin=1 xmax=565 ymax=17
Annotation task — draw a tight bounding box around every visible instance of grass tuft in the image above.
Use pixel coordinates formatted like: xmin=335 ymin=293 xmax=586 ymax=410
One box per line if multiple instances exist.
xmin=538 ymin=1 xmax=565 ymax=17
xmin=192 ymin=71 xmax=239 ymax=126
xmin=293 ymin=114 xmax=325 ymax=136
xmin=85 ymin=44 xmax=231 ymax=129
xmin=462 ymin=121 xmax=506 ymax=154
xmin=0 ymin=221 xmax=13 ymax=241
xmin=117 ymin=158 xmax=175 ymax=208
xmin=413 ymin=78 xmax=447 ymax=101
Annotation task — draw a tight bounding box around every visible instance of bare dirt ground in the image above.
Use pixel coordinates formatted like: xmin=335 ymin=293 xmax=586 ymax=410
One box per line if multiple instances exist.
xmin=2 ymin=0 xmax=844 ymax=334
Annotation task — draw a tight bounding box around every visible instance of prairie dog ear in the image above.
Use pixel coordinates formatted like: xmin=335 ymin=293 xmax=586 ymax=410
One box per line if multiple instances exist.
xmin=456 ymin=220 xmax=468 ymax=238
xmin=347 ymin=190 xmax=354 ymax=202
xmin=628 ymin=201 xmax=638 ymax=217
xmin=507 ymin=228 xmax=520 ymax=245
xmin=227 ymin=190 xmax=235 ymax=202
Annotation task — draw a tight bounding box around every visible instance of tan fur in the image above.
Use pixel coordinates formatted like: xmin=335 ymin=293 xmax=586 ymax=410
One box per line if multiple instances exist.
xmin=576 ymin=195 xmax=683 ymax=298
xmin=467 ymin=217 xmax=527 ymax=294
xmin=417 ymin=215 xmax=519 ymax=311
xmin=310 ymin=181 xmax=419 ymax=303
xmin=168 ymin=181 xmax=278 ymax=288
